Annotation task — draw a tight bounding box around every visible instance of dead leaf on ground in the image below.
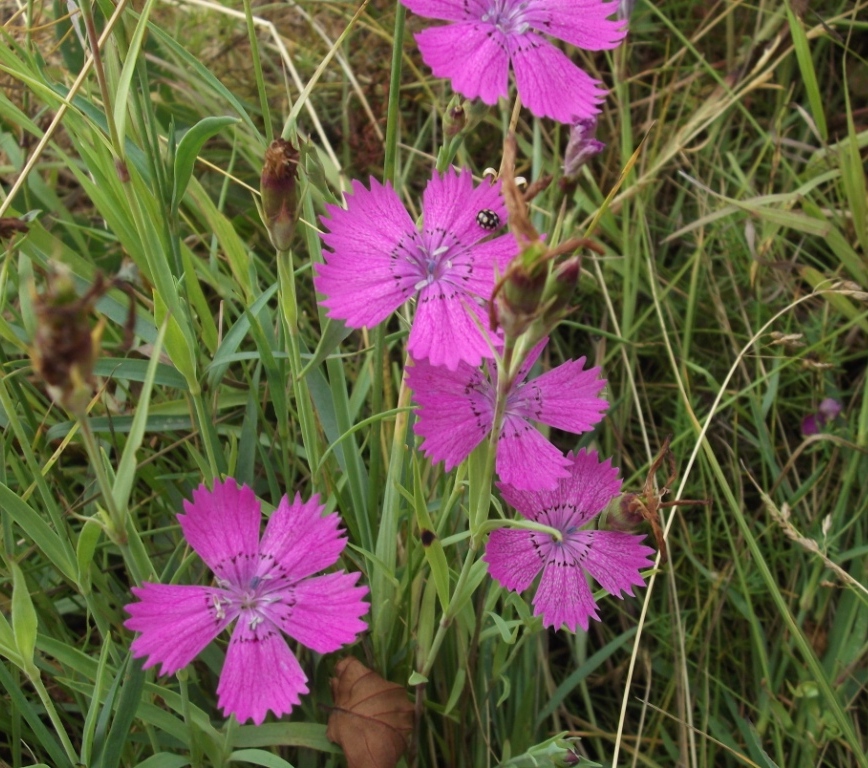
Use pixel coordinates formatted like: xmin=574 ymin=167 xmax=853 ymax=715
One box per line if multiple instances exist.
xmin=326 ymin=657 xmax=414 ymax=768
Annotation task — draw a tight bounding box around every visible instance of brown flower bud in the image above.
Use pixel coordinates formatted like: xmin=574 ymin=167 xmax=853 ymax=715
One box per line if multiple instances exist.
xmin=444 ymin=96 xmax=466 ymax=137
xmin=31 ymin=265 xmax=104 ymax=414
xmin=492 ymin=241 xmax=548 ymax=337
xmin=601 ymin=493 xmax=646 ymax=532
xmin=260 ymin=138 xmax=299 ymax=251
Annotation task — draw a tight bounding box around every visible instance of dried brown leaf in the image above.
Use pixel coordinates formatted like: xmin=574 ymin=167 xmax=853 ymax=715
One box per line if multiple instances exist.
xmin=326 ymin=657 xmax=414 ymax=768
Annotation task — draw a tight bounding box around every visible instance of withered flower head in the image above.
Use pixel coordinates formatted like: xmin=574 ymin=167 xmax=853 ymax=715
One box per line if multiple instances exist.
xmin=0 ymin=217 xmax=29 ymax=241
xmin=31 ymin=265 xmax=105 ymax=415
xmin=260 ymin=138 xmax=300 ymax=251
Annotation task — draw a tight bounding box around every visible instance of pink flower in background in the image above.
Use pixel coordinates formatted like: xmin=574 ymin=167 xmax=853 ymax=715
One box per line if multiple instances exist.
xmin=407 ymin=339 xmax=608 ymax=491
xmin=315 ymin=168 xmax=516 ymax=370
xmin=801 ymin=397 xmax=842 ymax=436
xmin=484 ymin=449 xmax=655 ymax=631
xmin=124 ymin=479 xmax=368 ymax=725
xmin=401 ymin=0 xmax=625 ymax=123
xmin=562 ymin=117 xmax=606 ymax=177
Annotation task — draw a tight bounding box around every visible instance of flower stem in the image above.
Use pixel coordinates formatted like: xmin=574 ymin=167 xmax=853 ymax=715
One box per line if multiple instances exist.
xmin=77 ymin=417 xmax=150 ymax=584
xmin=27 ymin=669 xmax=78 ymax=765
xmin=277 ymin=249 xmax=321 ymax=477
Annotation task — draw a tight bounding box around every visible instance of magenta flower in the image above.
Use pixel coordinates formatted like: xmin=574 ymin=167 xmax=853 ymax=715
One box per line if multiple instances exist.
xmin=801 ymin=397 xmax=842 ymax=436
xmin=407 ymin=339 xmax=608 ymax=491
xmin=315 ymin=168 xmax=516 ymax=370
xmin=401 ymin=0 xmax=626 ymax=124
xmin=563 ymin=117 xmax=606 ymax=177
xmin=484 ymin=449 xmax=655 ymax=631
xmin=124 ymin=479 xmax=368 ymax=725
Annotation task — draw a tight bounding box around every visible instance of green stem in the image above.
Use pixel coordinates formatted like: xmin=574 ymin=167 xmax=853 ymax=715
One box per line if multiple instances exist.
xmin=383 ymin=2 xmax=406 ymax=183
xmin=278 ymin=250 xmax=321 ymax=477
xmin=28 ymin=670 xmax=78 ymax=765
xmin=420 ymin=541 xmax=477 ymax=680
xmin=77 ymin=418 xmax=150 ymax=584
xmin=179 ymin=672 xmax=202 ymax=768
xmin=190 ymin=391 xmax=221 ymax=484
xmin=242 ymin=0 xmax=272 ymax=144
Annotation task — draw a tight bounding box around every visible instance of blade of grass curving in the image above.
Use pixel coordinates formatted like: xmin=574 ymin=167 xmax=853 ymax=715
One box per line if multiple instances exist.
xmin=112 ymin=0 xmax=159 ymax=154
xmin=97 ymin=657 xmax=147 ymax=768
xmin=0 ymin=482 xmax=77 ymax=583
xmin=134 ymin=756 xmax=191 ymax=768
xmin=227 ymin=751 xmax=296 ymax=768
xmin=0 ymin=661 xmax=73 ymax=768
xmin=112 ymin=318 xmax=167 ymax=515
xmin=784 ymin=0 xmax=827 ymax=142
xmin=9 ymin=560 xmax=38 ymax=678
xmin=172 ymin=116 xmax=240 ymax=217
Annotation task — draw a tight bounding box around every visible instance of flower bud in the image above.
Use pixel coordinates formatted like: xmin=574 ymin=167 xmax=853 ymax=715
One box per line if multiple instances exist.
xmin=493 ymin=241 xmax=548 ymax=337
xmin=601 ymin=492 xmax=646 ymax=532
xmin=540 ymin=255 xmax=581 ymax=328
xmin=31 ymin=265 xmax=103 ymax=415
xmin=260 ymin=138 xmax=299 ymax=251
xmin=562 ymin=117 xmax=605 ymax=178
xmin=444 ymin=96 xmax=466 ymax=137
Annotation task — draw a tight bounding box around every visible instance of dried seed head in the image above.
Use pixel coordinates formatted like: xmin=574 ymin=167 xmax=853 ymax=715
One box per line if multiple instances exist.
xmin=31 ymin=265 xmax=104 ymax=414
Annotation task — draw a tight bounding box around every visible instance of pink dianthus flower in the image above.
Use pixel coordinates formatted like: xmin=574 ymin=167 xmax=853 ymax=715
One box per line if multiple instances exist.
xmin=124 ymin=479 xmax=368 ymax=725
xmin=407 ymin=339 xmax=608 ymax=491
xmin=485 ymin=449 xmax=655 ymax=631
xmin=315 ymin=168 xmax=516 ymax=370
xmin=401 ymin=0 xmax=626 ymax=123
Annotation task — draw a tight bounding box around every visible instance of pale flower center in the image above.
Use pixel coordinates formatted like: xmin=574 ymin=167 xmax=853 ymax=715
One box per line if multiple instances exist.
xmin=481 ymin=0 xmax=530 ymax=35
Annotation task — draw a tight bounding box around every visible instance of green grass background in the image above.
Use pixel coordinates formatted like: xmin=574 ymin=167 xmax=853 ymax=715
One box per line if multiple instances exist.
xmin=0 ymin=0 xmax=866 ymax=765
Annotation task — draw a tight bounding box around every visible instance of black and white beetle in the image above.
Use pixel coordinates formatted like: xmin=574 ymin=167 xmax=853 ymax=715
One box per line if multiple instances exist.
xmin=475 ymin=209 xmax=500 ymax=231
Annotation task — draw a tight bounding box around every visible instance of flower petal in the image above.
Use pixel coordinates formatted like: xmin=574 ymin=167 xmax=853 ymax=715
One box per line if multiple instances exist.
xmin=315 ymin=178 xmax=419 ymax=328
xmin=272 ymin=571 xmax=369 ymax=654
xmin=217 ymin=618 xmax=308 ymax=725
xmin=422 ymin=169 xmax=509 ymax=247
xmin=495 ymin=415 xmax=571 ymax=491
xmin=523 ymin=0 xmax=626 ymax=51
xmin=178 ymin=479 xmax=261 ymax=585
xmin=414 ymin=22 xmax=509 ymax=105
xmin=500 ymin=449 xmax=621 ymax=527
xmin=579 ymin=530 xmax=655 ymax=596
xmin=484 ymin=528 xmax=545 ymax=592
xmin=124 ymin=584 xmax=233 ymax=676
xmin=509 ymin=33 xmax=608 ymax=122
xmin=258 ymin=493 xmax=346 ymax=582
xmin=534 ymin=556 xmax=600 ymax=631
xmin=401 ymin=0 xmax=482 ymax=21
xmin=512 ymin=356 xmax=607 ymax=434
xmin=408 ymin=358 xmax=493 ymax=470
xmin=409 ymin=288 xmax=493 ymax=370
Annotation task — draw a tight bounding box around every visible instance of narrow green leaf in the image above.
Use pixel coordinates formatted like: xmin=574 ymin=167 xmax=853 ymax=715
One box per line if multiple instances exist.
xmin=227 ymin=750 xmax=296 ymax=768
xmin=75 ymin=519 xmax=102 ymax=594
xmin=412 ymin=460 xmax=451 ymax=612
xmin=0 ymin=482 xmax=77 ymax=583
xmin=172 ymin=116 xmax=239 ymax=212
xmin=135 ymin=756 xmax=190 ymax=768
xmin=113 ymin=0 xmax=160 ymax=152
xmin=99 ymin=658 xmax=147 ymax=768
xmin=0 ymin=661 xmax=73 ymax=768
xmin=112 ymin=319 xmax=168 ymax=514
xmin=784 ymin=1 xmax=827 ymax=141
